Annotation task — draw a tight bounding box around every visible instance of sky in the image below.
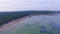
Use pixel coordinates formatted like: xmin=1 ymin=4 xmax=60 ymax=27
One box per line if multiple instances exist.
xmin=0 ymin=0 xmax=60 ymax=11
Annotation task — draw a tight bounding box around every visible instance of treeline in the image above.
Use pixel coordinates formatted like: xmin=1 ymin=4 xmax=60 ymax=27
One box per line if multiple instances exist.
xmin=0 ymin=11 xmax=59 ymax=26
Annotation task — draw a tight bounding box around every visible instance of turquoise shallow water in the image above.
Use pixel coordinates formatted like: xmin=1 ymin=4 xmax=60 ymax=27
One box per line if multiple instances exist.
xmin=1 ymin=15 xmax=60 ymax=34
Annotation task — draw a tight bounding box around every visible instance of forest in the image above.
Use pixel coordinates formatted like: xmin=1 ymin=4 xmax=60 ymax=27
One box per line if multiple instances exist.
xmin=0 ymin=11 xmax=59 ymax=26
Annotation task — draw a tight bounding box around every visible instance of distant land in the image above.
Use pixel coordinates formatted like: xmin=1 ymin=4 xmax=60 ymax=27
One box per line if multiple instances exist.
xmin=0 ymin=11 xmax=60 ymax=26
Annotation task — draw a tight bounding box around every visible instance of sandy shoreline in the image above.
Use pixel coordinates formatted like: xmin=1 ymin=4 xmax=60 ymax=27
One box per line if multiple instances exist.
xmin=0 ymin=15 xmax=32 ymax=32
xmin=0 ymin=14 xmax=57 ymax=31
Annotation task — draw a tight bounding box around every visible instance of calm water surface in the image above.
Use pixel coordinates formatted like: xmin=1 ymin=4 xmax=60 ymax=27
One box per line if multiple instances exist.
xmin=1 ymin=14 xmax=60 ymax=34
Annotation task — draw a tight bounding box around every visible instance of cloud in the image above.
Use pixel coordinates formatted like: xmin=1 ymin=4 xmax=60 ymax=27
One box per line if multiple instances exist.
xmin=0 ymin=0 xmax=60 ymax=11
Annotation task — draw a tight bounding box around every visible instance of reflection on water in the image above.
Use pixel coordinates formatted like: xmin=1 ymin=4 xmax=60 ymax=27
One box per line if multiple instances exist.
xmin=1 ymin=15 xmax=60 ymax=34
